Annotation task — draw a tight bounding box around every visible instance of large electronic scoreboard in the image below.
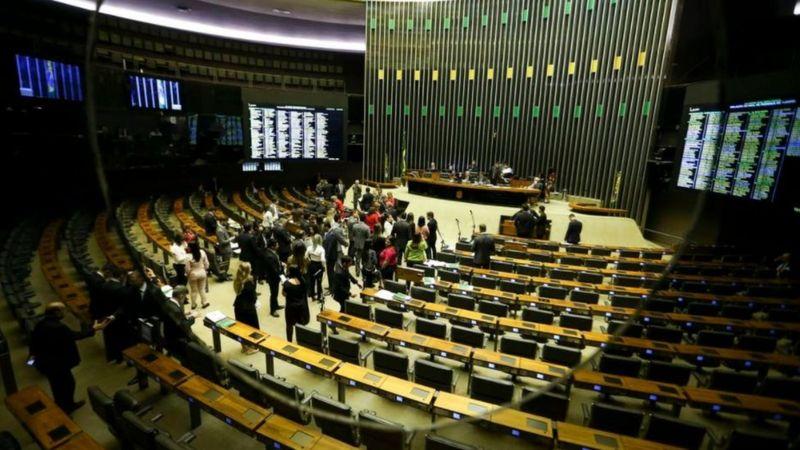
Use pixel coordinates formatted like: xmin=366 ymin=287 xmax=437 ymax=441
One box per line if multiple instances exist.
xmin=677 ymin=98 xmax=800 ymax=202
xmin=248 ymin=103 xmax=344 ymax=160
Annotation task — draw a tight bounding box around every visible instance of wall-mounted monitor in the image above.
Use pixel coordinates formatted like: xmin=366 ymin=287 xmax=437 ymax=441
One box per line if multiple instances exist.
xmin=677 ymin=98 xmax=799 ymax=202
xmin=248 ymin=103 xmax=344 ymax=160
xmin=129 ymin=75 xmax=182 ymax=111
xmin=188 ymin=114 xmax=243 ymax=146
xmin=15 ymin=54 xmax=83 ymax=101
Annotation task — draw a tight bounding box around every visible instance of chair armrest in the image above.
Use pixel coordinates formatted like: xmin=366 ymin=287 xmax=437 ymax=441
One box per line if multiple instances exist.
xmin=300 ymin=390 xmax=318 ymax=405
xmin=149 ymin=412 xmax=164 ymax=423
xmin=135 ymin=405 xmax=154 ymax=417
xmin=404 ymin=430 xmax=416 ymax=449
xmin=178 ymin=432 xmax=196 ymax=444
xmin=451 ymin=373 xmax=459 ymax=393
xmin=361 ymin=348 xmax=375 ymax=365
xmin=580 ymin=403 xmax=591 ymax=425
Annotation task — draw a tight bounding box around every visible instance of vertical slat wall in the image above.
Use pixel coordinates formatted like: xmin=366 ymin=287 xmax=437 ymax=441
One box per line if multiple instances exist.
xmin=364 ymin=0 xmax=677 ymax=222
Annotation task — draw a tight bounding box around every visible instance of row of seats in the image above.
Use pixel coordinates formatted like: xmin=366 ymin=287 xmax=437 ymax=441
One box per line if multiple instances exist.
xmin=0 ymin=221 xmax=43 ymax=340
xmin=117 ymin=202 xmax=174 ymax=282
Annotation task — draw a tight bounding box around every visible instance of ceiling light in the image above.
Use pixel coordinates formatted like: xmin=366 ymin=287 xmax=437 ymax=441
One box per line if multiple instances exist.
xmin=48 ymin=0 xmax=364 ymax=52
xmin=272 ymin=8 xmax=292 ymax=16
xmin=176 ymin=5 xmax=191 ymax=13
xmin=794 ymin=0 xmax=800 ymax=16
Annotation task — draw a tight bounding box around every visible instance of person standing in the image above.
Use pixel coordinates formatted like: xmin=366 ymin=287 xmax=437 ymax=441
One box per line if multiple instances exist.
xmin=203 ymin=209 xmax=218 ymax=237
xmin=323 ymin=218 xmax=347 ymax=297
xmin=335 ymin=178 xmax=346 ymax=201
xmin=351 ymin=180 xmax=362 ymax=210
xmin=472 ymin=224 xmax=495 ymax=269
xmin=261 ymin=239 xmax=284 ymax=317
xmin=415 ymin=217 xmax=429 ymax=243
xmin=306 ymin=234 xmax=326 ymax=303
xmin=273 ymin=223 xmax=293 ymax=263
xmin=350 ymin=215 xmax=371 ymax=272
xmin=332 ymin=256 xmax=361 ymax=311
xmin=29 ymin=302 xmax=93 ymax=413
xmin=170 ymin=233 xmax=190 ymax=285
xmin=282 ymin=266 xmax=310 ymax=341
xmin=564 ymin=214 xmax=583 ymax=245
xmin=404 ymin=233 xmax=428 ymax=266
xmin=425 ymin=212 xmax=438 ymax=260
xmin=535 ymin=205 xmax=549 ymax=239
xmin=186 ymin=241 xmax=210 ymax=309
xmin=215 ymin=225 xmax=234 ymax=280
xmin=513 ymin=204 xmax=537 ymax=238
xmin=233 ymin=263 xmax=259 ymax=354
xmin=361 ymin=244 xmax=379 ymax=288
xmin=379 ymin=237 xmax=398 ymax=281
xmin=237 ymin=223 xmax=256 ymax=265
xmin=360 ymin=187 xmax=375 ymax=211
xmin=392 ymin=213 xmax=412 ymax=265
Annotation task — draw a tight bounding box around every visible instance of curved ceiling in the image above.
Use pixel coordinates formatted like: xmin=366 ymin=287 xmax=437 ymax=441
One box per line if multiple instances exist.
xmin=49 ymin=0 xmax=366 ymax=52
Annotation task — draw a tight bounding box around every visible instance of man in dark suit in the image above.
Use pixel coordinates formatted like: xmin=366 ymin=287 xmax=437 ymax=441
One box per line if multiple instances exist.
xmin=203 ymin=209 xmax=218 ymax=236
xmin=513 ymin=204 xmax=538 ymax=238
xmin=564 ymin=214 xmax=583 ymax=245
xmin=259 ymin=238 xmax=284 ymax=317
xmin=472 ymin=224 xmax=495 ymax=269
xmin=391 ymin=213 xmax=412 ymax=265
xmin=360 ymin=187 xmax=375 ymax=211
xmin=29 ymin=302 xmax=94 ymax=413
xmin=426 ymin=212 xmax=438 ymax=260
xmin=160 ymin=286 xmax=193 ymax=358
xmin=237 ymin=223 xmax=256 ymax=264
xmin=87 ymin=265 xmax=130 ymax=363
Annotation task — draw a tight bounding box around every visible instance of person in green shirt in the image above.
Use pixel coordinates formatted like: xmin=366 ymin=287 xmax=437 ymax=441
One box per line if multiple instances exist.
xmin=404 ymin=233 xmax=428 ymax=265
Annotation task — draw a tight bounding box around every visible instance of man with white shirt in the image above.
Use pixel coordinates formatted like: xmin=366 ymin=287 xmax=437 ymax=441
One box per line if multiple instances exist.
xmin=170 ymin=233 xmax=190 ymax=285
xmin=262 ymin=203 xmax=279 ymax=228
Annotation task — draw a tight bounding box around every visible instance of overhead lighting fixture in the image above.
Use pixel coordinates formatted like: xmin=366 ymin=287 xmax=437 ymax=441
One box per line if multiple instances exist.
xmin=176 ymin=5 xmax=191 ymax=13
xmin=271 ymin=8 xmax=292 ymax=16
xmin=794 ymin=0 xmax=800 ymax=15
xmin=48 ymin=0 xmax=365 ymax=52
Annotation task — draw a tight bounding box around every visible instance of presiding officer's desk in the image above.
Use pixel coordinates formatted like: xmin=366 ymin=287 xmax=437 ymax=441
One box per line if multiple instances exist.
xmin=406 ymin=173 xmax=539 ymax=206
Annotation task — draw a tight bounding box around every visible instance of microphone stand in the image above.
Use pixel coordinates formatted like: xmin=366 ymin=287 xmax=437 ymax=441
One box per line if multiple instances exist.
xmin=455 ymin=218 xmax=462 ymax=243
xmin=469 ymin=210 xmax=476 ymax=238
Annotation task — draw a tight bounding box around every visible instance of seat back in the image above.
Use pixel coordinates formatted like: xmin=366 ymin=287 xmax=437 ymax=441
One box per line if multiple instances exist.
xmin=519 ymin=387 xmax=569 ymax=421
xmin=477 ymin=300 xmax=508 ymax=318
xmin=644 ymin=298 xmax=676 ymax=313
xmin=565 ymin=246 xmax=590 ymax=255
xmin=616 ymin=262 xmax=644 ymax=272
xmin=521 ymin=307 xmax=553 ymax=325
xmin=415 ymin=317 xmax=447 ymax=339
xmin=344 ymin=300 xmax=371 ymax=320
xmin=185 ymin=341 xmax=228 ymax=386
xmin=721 ymin=305 xmax=751 ymax=320
xmin=531 ymin=253 xmax=555 ymax=263
xmin=450 ymin=325 xmax=484 ymax=348
xmin=261 ymin=373 xmax=307 ymax=424
xmin=584 ymin=259 xmax=608 ymax=269
xmin=310 ymin=394 xmax=357 ymax=446
xmin=227 ymin=359 xmax=262 ymax=404
xmin=696 ymin=330 xmax=735 ymax=348
xmin=121 ymin=410 xmax=158 ymax=449
xmin=550 ymin=269 xmax=578 ymax=281
xmin=542 ymin=344 xmax=581 ymax=367
xmin=538 ymin=285 xmax=569 ymax=300
xmin=588 ymin=403 xmax=644 ymax=437
xmin=112 ymin=389 xmax=142 ymax=416
xmin=758 ymin=377 xmax=800 ymax=402
xmin=438 ymin=252 xmax=457 ymax=263
xmin=614 ymin=275 xmax=643 ymax=287
xmin=411 ymin=286 xmax=436 ymax=302
xmin=471 ymin=276 xmax=498 ymax=289
xmin=438 ymin=269 xmax=461 ymax=283
xmin=490 ymin=261 xmax=514 ymax=273
xmin=154 ymin=434 xmax=189 ymax=450
xmin=374 ymin=306 xmax=404 ymax=329
xmin=383 ymin=279 xmax=408 ymax=294
xmin=516 ymin=265 xmax=542 ymax=277
xmin=607 ymin=320 xmax=643 ymax=338
xmin=687 ymin=302 xmax=720 ymax=317
xmin=591 ymin=248 xmax=612 ymax=257
xmin=499 ymin=280 xmax=527 ymax=294
xmin=372 ymin=348 xmax=409 ymax=380
xmin=727 ymin=430 xmax=789 ymax=450
xmin=499 ymin=336 xmax=538 ymax=358
xmin=447 ymin=293 xmax=475 ymax=311
xmin=645 ymin=325 xmax=683 ymax=343
xmin=328 ymin=335 xmax=361 ymax=365
xmin=295 ymin=324 xmax=324 ymax=352
xmin=87 ymin=386 xmax=117 ymax=431
xmin=641 ymin=251 xmax=663 ymax=260
xmin=609 ymin=295 xmax=641 ymax=308
xmin=559 ymin=256 xmax=585 ymax=266
xmin=358 ymin=411 xmax=406 ymax=450
xmin=598 ymin=354 xmax=642 ymax=377
xmin=576 ymin=272 xmax=603 ymax=285
xmin=644 ymin=361 xmax=692 ymax=385
xmin=414 ymin=359 xmax=454 ymax=392
xmin=738 ymin=335 xmax=778 ymax=354
xmin=709 ymin=370 xmax=758 ymax=394
xmin=469 ymin=374 xmax=514 ymax=405
xmin=559 ymin=313 xmax=593 ymax=331
xmin=424 ymin=434 xmax=478 ymax=450
xmin=644 ymin=414 xmax=706 ymax=450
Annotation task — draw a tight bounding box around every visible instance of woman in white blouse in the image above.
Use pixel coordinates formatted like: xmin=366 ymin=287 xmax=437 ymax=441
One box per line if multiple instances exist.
xmin=185 ymin=241 xmax=210 ymax=309
xmin=305 ymin=234 xmax=326 ymax=303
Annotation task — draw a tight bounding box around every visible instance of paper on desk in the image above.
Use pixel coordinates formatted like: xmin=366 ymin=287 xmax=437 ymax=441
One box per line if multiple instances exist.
xmin=457 ymin=282 xmax=474 ymax=291
xmin=423 ymin=277 xmax=436 ymax=286
xmin=205 ymin=310 xmax=227 ymax=324
xmin=375 ymin=289 xmax=394 ymax=300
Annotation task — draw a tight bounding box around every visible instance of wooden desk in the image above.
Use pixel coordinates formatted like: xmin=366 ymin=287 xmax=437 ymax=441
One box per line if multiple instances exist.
xmin=407 ymin=175 xmax=539 ymax=206
xmin=260 ymin=335 xmax=342 ymax=377
xmin=317 ymin=309 xmax=391 ymax=339
xmin=433 ymin=392 xmax=553 ymax=444
xmin=684 ymin=386 xmax=800 ymax=422
xmin=208 ymin=318 xmax=269 ymax=353
xmin=671 ymin=343 xmax=800 ymax=374
xmin=94 ymin=212 xmax=135 ymax=271
xmin=571 ymin=370 xmax=686 ymax=413
xmin=136 ymin=202 xmax=172 ymax=264
xmin=176 ymin=375 xmax=269 ymax=433
xmin=555 ymin=421 xmax=681 ymax=450
xmin=489 ymin=233 xmax=671 ymax=257
xmin=55 ymin=432 xmax=106 ymax=450
xmin=255 ymin=414 xmax=359 ymax=450
xmin=123 ymin=343 xmax=194 ymax=388
xmin=5 ymin=386 xmax=83 ymax=450
xmin=423 ymin=302 xmax=498 ymax=329
xmin=333 ymin=363 xmax=436 ymax=411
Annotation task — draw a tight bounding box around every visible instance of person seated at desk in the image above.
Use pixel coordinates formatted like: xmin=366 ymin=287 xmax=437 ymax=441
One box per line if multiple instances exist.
xmin=429 ymin=161 xmax=437 ymax=172
xmin=501 ymin=163 xmax=513 ymax=183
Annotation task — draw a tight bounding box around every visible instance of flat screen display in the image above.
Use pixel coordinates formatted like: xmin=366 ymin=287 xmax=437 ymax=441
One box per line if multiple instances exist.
xmin=129 ymin=75 xmax=182 ymax=111
xmin=677 ymin=98 xmax=798 ymax=202
xmin=248 ymin=103 xmax=344 ymax=160
xmin=15 ymin=54 xmax=83 ymax=101
xmin=188 ymin=114 xmax=243 ymax=146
